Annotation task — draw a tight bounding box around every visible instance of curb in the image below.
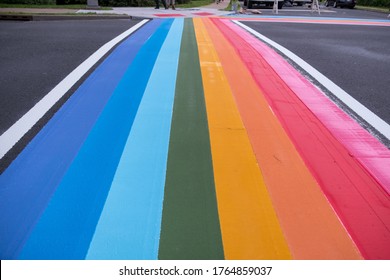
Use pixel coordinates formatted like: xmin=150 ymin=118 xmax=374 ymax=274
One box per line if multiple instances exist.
xmin=0 ymin=14 xmax=32 ymax=21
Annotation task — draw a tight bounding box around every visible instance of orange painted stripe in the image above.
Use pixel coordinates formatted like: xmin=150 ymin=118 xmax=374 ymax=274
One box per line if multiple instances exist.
xmin=193 ymin=18 xmax=292 ymax=260
xmin=207 ymin=18 xmax=363 ymax=260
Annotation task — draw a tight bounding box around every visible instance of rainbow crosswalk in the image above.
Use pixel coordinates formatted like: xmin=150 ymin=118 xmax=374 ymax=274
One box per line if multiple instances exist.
xmin=0 ymin=17 xmax=389 ymax=260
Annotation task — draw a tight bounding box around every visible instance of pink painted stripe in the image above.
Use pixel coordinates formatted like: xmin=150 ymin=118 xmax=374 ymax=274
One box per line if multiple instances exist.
xmin=224 ymin=19 xmax=390 ymax=196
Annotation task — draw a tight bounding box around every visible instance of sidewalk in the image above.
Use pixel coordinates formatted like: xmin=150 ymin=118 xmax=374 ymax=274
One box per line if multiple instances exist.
xmin=78 ymin=1 xmax=232 ymax=18
xmin=0 ymin=1 xmax=232 ymax=19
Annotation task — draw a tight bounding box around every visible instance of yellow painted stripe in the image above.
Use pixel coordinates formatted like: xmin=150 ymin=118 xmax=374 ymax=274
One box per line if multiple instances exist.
xmin=193 ymin=18 xmax=292 ymax=260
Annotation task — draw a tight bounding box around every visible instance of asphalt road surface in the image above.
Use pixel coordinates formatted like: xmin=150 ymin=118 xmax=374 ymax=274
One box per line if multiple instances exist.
xmin=0 ymin=18 xmax=142 ymax=171
xmin=0 ymin=19 xmax=142 ymax=135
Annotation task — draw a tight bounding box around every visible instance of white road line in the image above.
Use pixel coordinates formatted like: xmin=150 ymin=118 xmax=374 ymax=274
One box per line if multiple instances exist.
xmin=234 ymin=20 xmax=390 ymax=140
xmin=0 ymin=19 xmax=149 ymax=160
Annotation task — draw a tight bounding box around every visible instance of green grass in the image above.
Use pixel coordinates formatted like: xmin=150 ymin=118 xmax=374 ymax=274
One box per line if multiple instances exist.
xmin=356 ymin=5 xmax=390 ymax=13
xmin=0 ymin=4 xmax=82 ymax=8
xmin=0 ymin=4 xmax=112 ymax=10
xmin=177 ymin=0 xmax=214 ymax=8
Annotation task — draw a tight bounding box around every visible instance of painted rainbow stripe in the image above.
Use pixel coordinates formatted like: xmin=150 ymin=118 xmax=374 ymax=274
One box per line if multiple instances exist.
xmin=0 ymin=18 xmax=389 ymax=260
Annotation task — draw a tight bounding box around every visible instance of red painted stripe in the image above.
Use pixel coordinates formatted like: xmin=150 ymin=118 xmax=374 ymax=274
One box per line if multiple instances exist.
xmin=213 ymin=18 xmax=390 ymax=259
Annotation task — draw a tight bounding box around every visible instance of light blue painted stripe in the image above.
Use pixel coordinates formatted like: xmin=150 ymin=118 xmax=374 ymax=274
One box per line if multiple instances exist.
xmin=86 ymin=18 xmax=184 ymax=260
xmin=18 ymin=19 xmax=172 ymax=260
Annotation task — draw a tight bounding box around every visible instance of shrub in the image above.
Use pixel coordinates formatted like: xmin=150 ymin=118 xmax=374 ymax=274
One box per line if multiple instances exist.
xmin=0 ymin=0 xmax=56 ymax=4
xmin=357 ymin=0 xmax=390 ymax=8
xmin=55 ymin=0 xmax=86 ymax=5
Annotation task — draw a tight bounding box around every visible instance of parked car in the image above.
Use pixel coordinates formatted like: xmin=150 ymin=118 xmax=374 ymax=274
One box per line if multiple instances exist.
xmin=293 ymin=0 xmax=312 ymax=6
xmin=324 ymin=0 xmax=356 ymax=8
xmin=244 ymin=0 xmax=284 ymax=9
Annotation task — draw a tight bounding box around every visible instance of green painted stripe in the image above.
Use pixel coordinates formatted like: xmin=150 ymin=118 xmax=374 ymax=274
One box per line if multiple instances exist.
xmin=158 ymin=19 xmax=224 ymax=260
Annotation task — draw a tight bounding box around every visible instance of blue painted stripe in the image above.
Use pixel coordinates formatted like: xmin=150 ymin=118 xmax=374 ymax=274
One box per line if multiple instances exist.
xmin=0 ymin=20 xmax=159 ymax=260
xmin=18 ymin=19 xmax=173 ymax=260
xmin=86 ymin=18 xmax=184 ymax=260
